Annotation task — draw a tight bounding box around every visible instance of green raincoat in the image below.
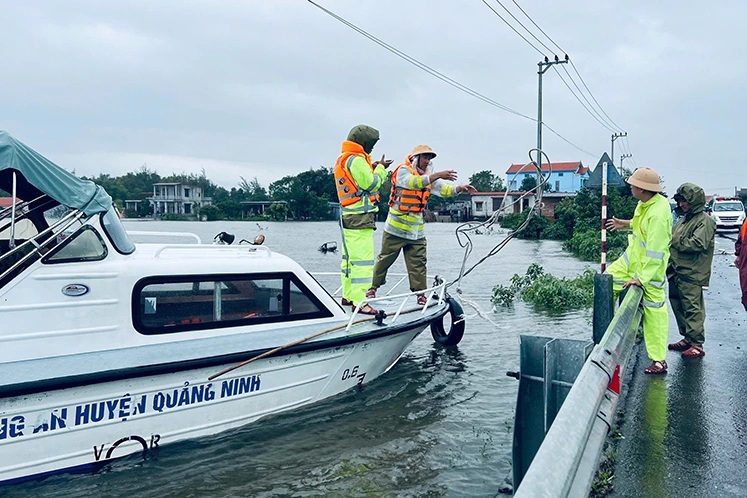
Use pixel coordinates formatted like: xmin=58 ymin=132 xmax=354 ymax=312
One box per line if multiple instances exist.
xmin=668 ymin=183 xmax=715 ymax=347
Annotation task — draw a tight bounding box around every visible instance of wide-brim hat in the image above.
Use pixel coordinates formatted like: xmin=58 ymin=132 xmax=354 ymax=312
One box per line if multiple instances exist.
xmin=626 ymin=167 xmax=663 ymax=193
xmin=408 ymin=144 xmax=437 ymax=160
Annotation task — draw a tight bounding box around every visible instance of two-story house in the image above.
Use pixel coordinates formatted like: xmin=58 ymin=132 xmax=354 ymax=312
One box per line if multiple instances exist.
xmin=149 ymin=182 xmax=210 ymax=216
xmin=506 ymin=161 xmax=589 ymax=193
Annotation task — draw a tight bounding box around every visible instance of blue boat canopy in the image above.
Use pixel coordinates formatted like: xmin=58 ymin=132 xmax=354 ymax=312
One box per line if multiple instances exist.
xmin=0 ymin=131 xmax=112 ymax=217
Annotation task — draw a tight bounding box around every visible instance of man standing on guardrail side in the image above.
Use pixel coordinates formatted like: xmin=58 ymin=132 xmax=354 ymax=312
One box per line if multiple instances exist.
xmin=366 ymin=144 xmax=476 ymax=305
xmin=666 ymin=183 xmax=715 ymax=359
xmin=605 ymin=167 xmax=673 ymax=375
xmin=735 ymin=217 xmax=747 ymax=312
xmin=334 ymin=124 xmax=391 ymax=315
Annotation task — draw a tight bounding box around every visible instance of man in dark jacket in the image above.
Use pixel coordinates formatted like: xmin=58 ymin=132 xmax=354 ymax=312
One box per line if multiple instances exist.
xmin=667 ymin=183 xmax=716 ymax=358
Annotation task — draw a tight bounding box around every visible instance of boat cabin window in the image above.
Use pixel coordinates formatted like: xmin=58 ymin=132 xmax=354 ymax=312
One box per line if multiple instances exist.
xmin=133 ymin=272 xmax=333 ymax=334
xmin=43 ymin=226 xmax=108 ymax=264
xmin=101 ymin=207 xmax=135 ymax=254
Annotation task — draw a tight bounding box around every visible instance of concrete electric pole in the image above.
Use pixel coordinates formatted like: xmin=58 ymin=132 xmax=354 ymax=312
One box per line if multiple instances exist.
xmin=611 ymin=132 xmax=627 ymax=167
xmin=536 ymin=55 xmax=569 ymax=187
xmin=620 ymin=153 xmax=632 ymax=171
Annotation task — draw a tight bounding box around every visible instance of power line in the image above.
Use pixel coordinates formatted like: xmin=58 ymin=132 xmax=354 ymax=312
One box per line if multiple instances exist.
xmin=490 ymin=0 xmax=556 ymax=56
xmin=568 ymin=60 xmax=625 ymax=131
xmin=554 ymin=66 xmax=617 ymax=133
xmin=502 ymin=0 xmax=627 ymax=132
xmin=306 ymin=0 xmax=599 ymax=158
xmin=307 ymin=0 xmax=531 ymax=119
xmin=509 ymin=0 xmax=564 ymax=54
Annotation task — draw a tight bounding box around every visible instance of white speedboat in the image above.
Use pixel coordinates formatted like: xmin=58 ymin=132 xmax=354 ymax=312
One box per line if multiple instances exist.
xmin=0 ymin=131 xmax=465 ymax=485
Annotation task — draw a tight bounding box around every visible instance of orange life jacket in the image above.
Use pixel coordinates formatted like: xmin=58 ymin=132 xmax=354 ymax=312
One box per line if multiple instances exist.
xmin=334 ymin=141 xmax=379 ymax=207
xmin=388 ymin=162 xmax=431 ymax=213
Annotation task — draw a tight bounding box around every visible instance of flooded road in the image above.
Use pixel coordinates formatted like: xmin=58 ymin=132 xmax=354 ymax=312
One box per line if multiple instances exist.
xmin=6 ymin=221 xmax=594 ymax=498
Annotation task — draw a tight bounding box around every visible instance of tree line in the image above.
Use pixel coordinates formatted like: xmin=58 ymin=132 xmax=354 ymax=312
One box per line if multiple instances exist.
xmin=82 ymin=165 xmax=511 ymax=222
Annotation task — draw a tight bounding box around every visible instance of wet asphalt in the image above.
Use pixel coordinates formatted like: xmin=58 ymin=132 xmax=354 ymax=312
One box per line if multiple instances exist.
xmin=612 ymin=234 xmax=747 ymax=498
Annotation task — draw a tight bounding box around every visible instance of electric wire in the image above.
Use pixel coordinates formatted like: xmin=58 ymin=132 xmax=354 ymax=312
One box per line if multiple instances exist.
xmin=487 ymin=0 xmax=556 ymax=56
xmin=553 ymin=66 xmax=617 ymax=133
xmin=307 ymin=0 xmax=531 ymax=119
xmin=497 ymin=0 xmax=627 ymax=133
xmin=449 ymin=148 xmax=552 ymax=291
xmin=307 ymin=0 xmax=598 ymax=158
xmin=509 ymin=0 xmax=564 ymax=53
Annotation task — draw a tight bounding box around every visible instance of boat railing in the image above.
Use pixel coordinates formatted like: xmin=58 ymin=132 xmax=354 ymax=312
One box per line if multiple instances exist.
xmin=128 ymin=230 xmax=203 ymax=244
xmin=153 ymin=243 xmax=272 ymax=258
xmin=0 ymin=209 xmax=86 ymax=287
xmin=312 ymin=271 xmax=447 ymax=332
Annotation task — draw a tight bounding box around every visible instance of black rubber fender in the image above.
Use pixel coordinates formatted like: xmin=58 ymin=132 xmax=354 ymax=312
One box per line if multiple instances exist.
xmin=430 ymin=296 xmax=465 ymax=346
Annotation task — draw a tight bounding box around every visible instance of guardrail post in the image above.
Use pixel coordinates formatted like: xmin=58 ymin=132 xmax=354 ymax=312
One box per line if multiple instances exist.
xmin=513 ymin=286 xmax=643 ymax=498
xmin=510 ymin=335 xmax=593 ymax=489
xmin=593 ymin=273 xmax=613 ymax=344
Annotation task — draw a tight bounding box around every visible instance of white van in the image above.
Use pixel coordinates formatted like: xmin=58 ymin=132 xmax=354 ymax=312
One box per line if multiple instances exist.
xmin=708 ymin=197 xmax=746 ymax=230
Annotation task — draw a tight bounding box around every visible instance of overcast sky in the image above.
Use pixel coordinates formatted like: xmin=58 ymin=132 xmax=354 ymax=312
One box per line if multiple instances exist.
xmin=1 ymin=0 xmax=744 ymax=196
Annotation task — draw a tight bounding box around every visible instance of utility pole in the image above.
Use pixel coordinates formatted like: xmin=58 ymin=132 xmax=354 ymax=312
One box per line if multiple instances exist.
xmin=537 ymin=54 xmax=569 ymax=188
xmin=611 ymin=132 xmax=627 ymax=167
xmin=620 ymin=153 xmax=632 ymax=171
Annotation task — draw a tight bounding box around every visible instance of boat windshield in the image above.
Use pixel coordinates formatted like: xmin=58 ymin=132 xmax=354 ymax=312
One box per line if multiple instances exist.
xmin=101 ymin=206 xmax=135 ymax=254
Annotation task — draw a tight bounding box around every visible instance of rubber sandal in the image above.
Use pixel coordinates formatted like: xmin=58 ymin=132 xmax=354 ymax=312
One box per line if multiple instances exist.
xmin=668 ymin=339 xmax=691 ymax=351
xmin=681 ymin=346 xmax=705 ymax=358
xmin=366 ymin=288 xmax=377 ymax=299
xmin=416 ymin=294 xmax=428 ymax=306
xmin=644 ymin=360 xmax=668 ymax=375
xmin=341 ymin=298 xmax=352 ymax=306
xmin=355 ymin=304 xmax=379 ymax=316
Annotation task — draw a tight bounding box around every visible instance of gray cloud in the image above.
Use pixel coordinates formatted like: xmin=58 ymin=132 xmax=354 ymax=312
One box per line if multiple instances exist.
xmin=1 ymin=0 xmax=745 ymax=195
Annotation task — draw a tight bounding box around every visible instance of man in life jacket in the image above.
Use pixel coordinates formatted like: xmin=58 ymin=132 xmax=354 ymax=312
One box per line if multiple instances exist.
xmin=334 ymin=124 xmax=391 ymax=315
xmin=367 ymin=144 xmax=476 ymax=305
xmin=605 ymin=167 xmax=673 ymax=374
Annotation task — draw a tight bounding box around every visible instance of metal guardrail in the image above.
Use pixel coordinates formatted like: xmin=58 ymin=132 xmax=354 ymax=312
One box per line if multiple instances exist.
xmin=514 ymin=285 xmax=643 ymax=498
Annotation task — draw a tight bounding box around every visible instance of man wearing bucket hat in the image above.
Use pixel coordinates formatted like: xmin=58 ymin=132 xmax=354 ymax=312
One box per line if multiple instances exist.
xmin=367 ymin=144 xmax=476 ymax=305
xmin=334 ymin=124 xmax=392 ymax=315
xmin=605 ymin=167 xmax=673 ymax=374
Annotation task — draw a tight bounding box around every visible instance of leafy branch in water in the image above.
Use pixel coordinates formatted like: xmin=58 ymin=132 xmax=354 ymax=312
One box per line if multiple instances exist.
xmin=491 ymin=263 xmax=595 ymax=312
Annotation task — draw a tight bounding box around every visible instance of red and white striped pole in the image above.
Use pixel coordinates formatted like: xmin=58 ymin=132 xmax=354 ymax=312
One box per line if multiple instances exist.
xmin=600 ymin=161 xmax=608 ymax=272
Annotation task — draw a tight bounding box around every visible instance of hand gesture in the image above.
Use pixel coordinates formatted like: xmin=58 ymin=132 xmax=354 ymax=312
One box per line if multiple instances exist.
xmin=436 ymin=170 xmax=458 ymax=182
xmin=374 ymin=154 xmax=394 ymax=168
xmin=458 ymin=184 xmax=477 ymax=194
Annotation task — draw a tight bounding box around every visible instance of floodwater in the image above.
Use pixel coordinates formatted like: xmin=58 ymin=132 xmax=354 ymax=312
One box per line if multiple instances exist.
xmin=5 ymin=221 xmax=594 ymax=498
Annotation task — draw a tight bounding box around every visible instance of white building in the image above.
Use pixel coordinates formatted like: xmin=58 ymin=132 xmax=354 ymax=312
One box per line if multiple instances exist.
xmin=149 ymin=183 xmax=210 ymax=216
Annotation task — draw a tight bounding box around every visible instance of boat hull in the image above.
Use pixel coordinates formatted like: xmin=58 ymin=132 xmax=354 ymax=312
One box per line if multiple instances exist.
xmin=0 ymin=325 xmax=425 ymax=484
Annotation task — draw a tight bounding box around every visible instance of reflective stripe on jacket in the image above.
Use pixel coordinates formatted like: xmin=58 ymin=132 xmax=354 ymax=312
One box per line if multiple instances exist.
xmin=333 ymin=141 xmax=386 ymax=215
xmin=625 ymin=193 xmax=673 ymax=288
xmin=384 ymin=162 xmax=457 ymax=241
xmin=389 ymin=162 xmax=431 ymax=213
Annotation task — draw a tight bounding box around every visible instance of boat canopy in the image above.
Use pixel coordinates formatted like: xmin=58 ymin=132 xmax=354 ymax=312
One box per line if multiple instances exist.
xmin=0 ymin=131 xmax=112 ymax=217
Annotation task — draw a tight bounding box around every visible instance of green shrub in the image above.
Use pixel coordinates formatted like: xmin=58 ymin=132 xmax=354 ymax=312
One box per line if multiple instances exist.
xmin=491 ymin=264 xmax=595 ymax=312
xmin=563 ymin=229 xmax=628 ymax=262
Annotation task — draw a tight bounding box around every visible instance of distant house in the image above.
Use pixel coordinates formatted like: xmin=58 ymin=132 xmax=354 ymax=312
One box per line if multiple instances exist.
xmin=506 ymin=161 xmax=589 ymax=193
xmin=240 ymin=200 xmax=289 ymax=220
xmin=470 ymin=190 xmax=576 ymax=221
xmin=149 ymin=183 xmax=210 ymax=216
xmin=123 ymin=192 xmax=153 ymax=214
